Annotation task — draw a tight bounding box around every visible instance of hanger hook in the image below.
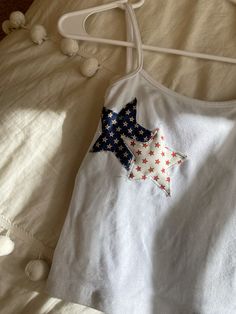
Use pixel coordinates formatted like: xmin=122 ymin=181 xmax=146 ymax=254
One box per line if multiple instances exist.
xmin=130 ymin=0 xmax=145 ymax=8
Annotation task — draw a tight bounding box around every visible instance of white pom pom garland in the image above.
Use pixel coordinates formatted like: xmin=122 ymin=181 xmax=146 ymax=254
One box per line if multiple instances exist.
xmin=2 ymin=20 xmax=12 ymax=35
xmin=0 ymin=235 xmax=15 ymax=256
xmin=30 ymin=25 xmax=47 ymax=45
xmin=60 ymin=38 xmax=79 ymax=56
xmin=80 ymin=57 xmax=99 ymax=78
xmin=25 ymin=259 xmax=50 ymax=281
xmin=9 ymin=11 xmax=26 ymax=29
xmin=2 ymin=14 xmax=100 ymax=78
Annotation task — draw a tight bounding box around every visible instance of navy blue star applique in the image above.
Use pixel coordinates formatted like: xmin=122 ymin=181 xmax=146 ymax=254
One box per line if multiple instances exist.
xmin=90 ymin=98 xmax=152 ymax=170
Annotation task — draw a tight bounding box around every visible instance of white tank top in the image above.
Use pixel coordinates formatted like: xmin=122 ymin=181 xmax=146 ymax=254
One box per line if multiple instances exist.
xmin=46 ymin=4 xmax=236 ymax=314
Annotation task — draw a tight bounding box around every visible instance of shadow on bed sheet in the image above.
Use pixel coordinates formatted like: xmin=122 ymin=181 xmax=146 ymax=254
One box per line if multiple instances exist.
xmin=151 ymin=122 xmax=236 ymax=314
xmin=29 ymin=73 xmax=111 ymax=249
xmin=2 ymin=73 xmax=112 ymax=313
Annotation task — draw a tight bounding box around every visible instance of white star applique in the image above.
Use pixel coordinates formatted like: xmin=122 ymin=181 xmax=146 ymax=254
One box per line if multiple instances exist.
xmin=121 ymin=128 xmax=187 ymax=196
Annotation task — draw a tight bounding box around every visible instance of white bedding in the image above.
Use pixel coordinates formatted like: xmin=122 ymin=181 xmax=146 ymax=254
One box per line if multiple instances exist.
xmin=1 ymin=0 xmax=236 ymax=313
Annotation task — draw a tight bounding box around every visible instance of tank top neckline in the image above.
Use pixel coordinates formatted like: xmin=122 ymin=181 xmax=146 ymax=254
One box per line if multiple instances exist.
xmin=118 ymin=3 xmax=236 ymax=109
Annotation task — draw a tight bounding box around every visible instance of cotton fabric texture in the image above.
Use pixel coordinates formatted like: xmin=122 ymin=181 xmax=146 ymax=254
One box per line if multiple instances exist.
xmin=45 ymin=3 xmax=236 ymax=314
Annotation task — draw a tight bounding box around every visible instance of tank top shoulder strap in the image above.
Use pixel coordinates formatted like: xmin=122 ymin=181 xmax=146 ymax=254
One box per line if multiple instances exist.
xmin=124 ymin=3 xmax=143 ymax=74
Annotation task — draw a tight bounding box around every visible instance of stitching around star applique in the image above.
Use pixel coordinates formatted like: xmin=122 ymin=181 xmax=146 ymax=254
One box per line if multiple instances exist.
xmin=90 ymin=98 xmax=187 ymax=196
xmin=121 ymin=128 xmax=187 ymax=196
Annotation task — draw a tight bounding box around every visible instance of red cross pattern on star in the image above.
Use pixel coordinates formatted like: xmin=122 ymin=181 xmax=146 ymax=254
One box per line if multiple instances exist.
xmin=121 ymin=128 xmax=187 ymax=196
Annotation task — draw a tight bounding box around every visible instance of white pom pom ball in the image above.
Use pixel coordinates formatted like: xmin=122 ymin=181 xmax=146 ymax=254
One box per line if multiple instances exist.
xmin=60 ymin=38 xmax=79 ymax=57
xmin=2 ymin=20 xmax=12 ymax=35
xmin=25 ymin=259 xmax=50 ymax=281
xmin=0 ymin=235 xmax=15 ymax=256
xmin=80 ymin=58 xmax=99 ymax=78
xmin=9 ymin=11 xmax=26 ymax=29
xmin=30 ymin=25 xmax=47 ymax=45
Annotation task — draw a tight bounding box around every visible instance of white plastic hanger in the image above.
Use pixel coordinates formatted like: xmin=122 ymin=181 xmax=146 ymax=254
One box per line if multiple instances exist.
xmin=58 ymin=0 xmax=236 ymax=65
